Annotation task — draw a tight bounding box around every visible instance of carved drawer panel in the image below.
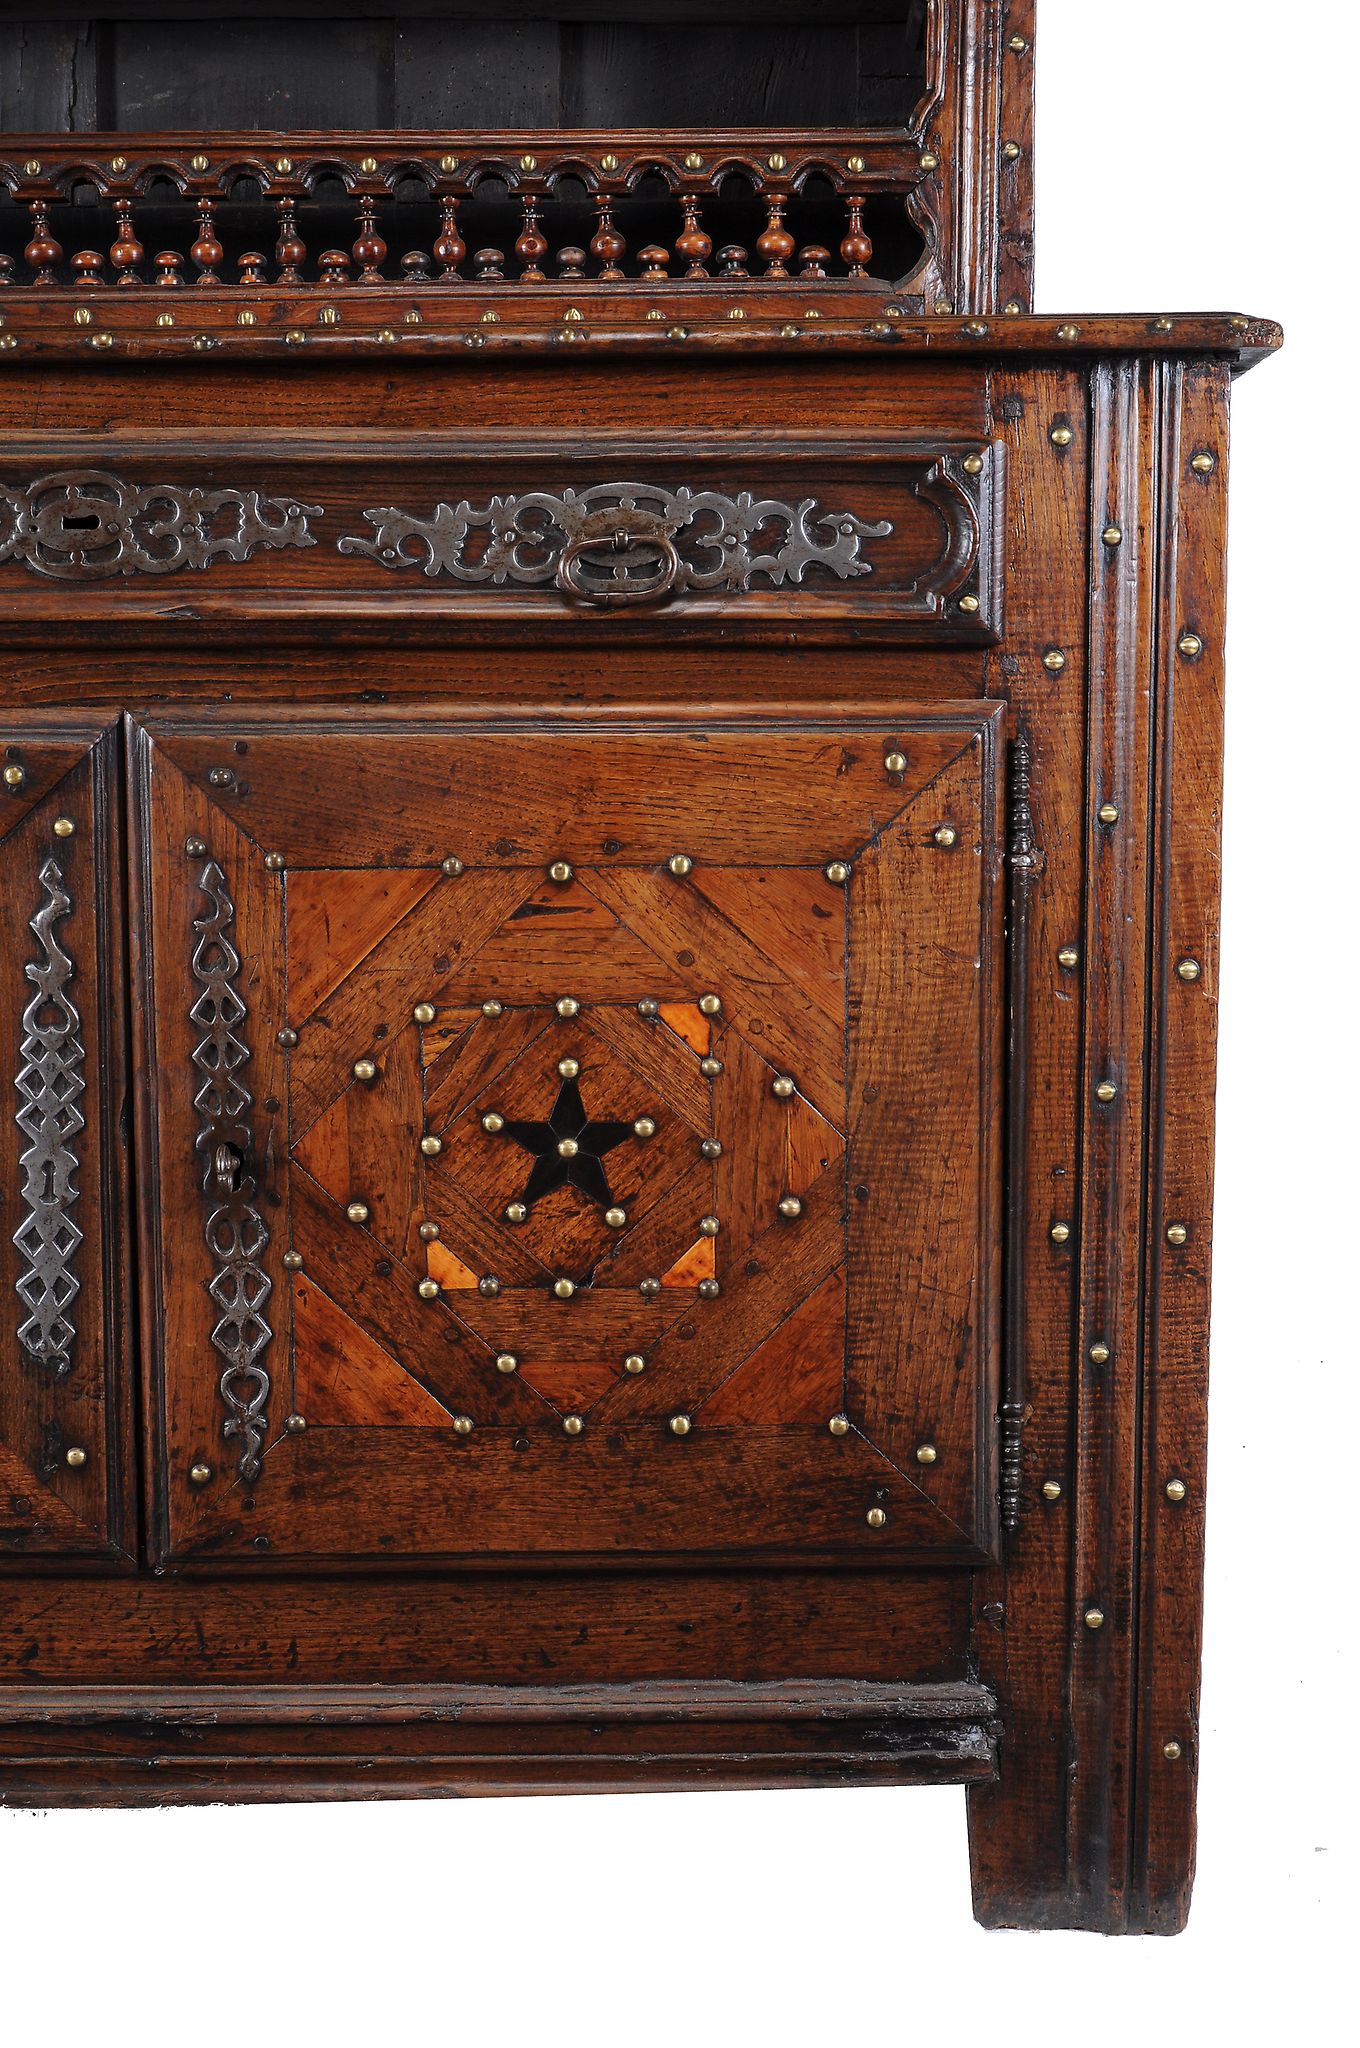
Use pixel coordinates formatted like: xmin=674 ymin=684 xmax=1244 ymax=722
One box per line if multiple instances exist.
xmin=133 ymin=705 xmax=1003 ymax=1564
xmin=0 ymin=438 xmax=1002 ymax=646
xmin=0 ymin=718 xmax=128 ymax=1559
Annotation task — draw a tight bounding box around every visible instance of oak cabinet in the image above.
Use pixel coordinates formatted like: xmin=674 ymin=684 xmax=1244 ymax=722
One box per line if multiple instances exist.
xmin=0 ymin=0 xmax=1278 ymax=1934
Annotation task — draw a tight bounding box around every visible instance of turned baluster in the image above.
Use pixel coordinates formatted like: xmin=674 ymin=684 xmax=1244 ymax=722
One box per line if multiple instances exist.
xmin=318 ymin=248 xmax=352 ymax=288
xmin=191 ymin=198 xmax=223 ymax=284
xmin=717 ymin=244 xmax=749 ymax=280
xmin=154 ymin=250 xmax=186 ymax=287
xmin=556 ymin=246 xmax=586 ymax=282
xmin=516 ymin=199 xmax=548 ymax=281
xmin=274 ymin=197 xmax=306 ymax=285
xmin=757 ymin=192 xmax=795 ymax=278
xmin=352 ymin=196 xmax=387 ymax=284
xmin=71 ymin=250 xmax=106 ymax=288
xmin=637 ymin=244 xmax=670 ymax=284
xmin=840 ymin=194 xmax=872 ymax=279
xmin=674 ymin=194 xmax=712 ymax=279
xmin=401 ymin=249 xmax=432 ymax=285
xmin=110 ymin=198 xmax=144 ymax=285
xmin=474 ymin=247 xmax=506 ymax=284
xmin=237 ymin=251 xmax=268 ymax=287
xmin=591 ymin=199 xmax=626 ymax=281
xmin=798 ymin=245 xmax=830 ymax=280
xmin=25 ymin=201 xmax=63 ymax=286
xmin=433 ymin=197 xmax=465 ymax=283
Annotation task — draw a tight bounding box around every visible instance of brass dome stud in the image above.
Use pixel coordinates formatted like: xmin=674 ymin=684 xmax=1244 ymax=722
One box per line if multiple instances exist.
xmin=263 ymin=851 xmax=285 ymax=872
xmin=698 ymin=993 xmax=722 ymax=1016
xmin=556 ymin=996 xmax=581 ymax=1018
xmin=962 ymin=455 xmax=985 ymax=477
xmin=885 ymin=751 xmax=908 ymax=774
xmin=1179 ymin=632 xmax=1204 ymax=659
xmin=1042 ymin=1480 xmax=1062 ymax=1502
xmin=605 ymin=1207 xmax=627 ymax=1229
xmin=413 ymin=1001 xmax=436 ymax=1025
xmin=1163 ymin=1741 xmax=1183 ymax=1761
xmin=1177 ymin=958 xmax=1202 ymax=983
xmin=1191 ymin=451 xmax=1217 ymax=476
xmin=496 ymin=1352 xmax=519 ymax=1375
xmin=482 ymin=999 xmax=504 ymax=1018
xmin=700 ymin=1138 xmax=722 ymax=1159
xmin=778 ymin=1195 xmax=804 ymax=1220
xmin=505 ymin=1201 xmax=528 ymax=1225
xmin=285 ymin=1414 xmax=307 ymax=1435
xmin=697 ymin=1278 xmax=721 ymax=1301
xmin=633 ymin=1115 xmax=657 ymax=1139
xmin=915 ymin=1443 xmax=938 ymax=1465
xmin=418 ymin=1278 xmax=440 ymax=1301
xmin=53 ymin=817 xmax=76 ymax=839
xmin=553 ymin=1277 xmax=576 ymax=1301
xmin=557 ymin=1137 xmax=580 ymax=1160
xmin=1058 ymin=946 xmax=1080 ymax=970
xmin=933 ymin=824 xmax=958 ymax=848
xmin=481 ymin=1111 xmax=505 ymax=1134
xmin=478 ymin=1275 xmax=500 ymax=1298
xmin=452 ymin=1414 xmax=474 ymax=1436
xmin=637 ymin=998 xmax=660 ymax=1018
xmin=418 ymin=1221 xmax=441 ymax=1243
xmin=65 ymin=1445 xmax=87 ymax=1469
xmin=1089 ymin=1341 xmax=1111 ymax=1365
xmin=189 ymin=1463 xmax=213 ymax=1486
xmin=346 ymin=1201 xmax=370 ymax=1224
xmin=668 ymin=854 xmax=693 ymax=877
xmin=282 ymin=1251 xmax=304 ymax=1272
xmin=698 ymin=1215 xmax=720 ymax=1237
xmin=563 ymin=1414 xmax=584 ymax=1436
xmin=772 ymin=1075 xmax=796 ymax=1099
xmin=1098 ymin=802 xmax=1120 ymax=825
xmin=1103 ymin=525 xmax=1124 ymax=547
xmin=669 ymin=1414 xmax=692 ymax=1437
xmin=548 ymin=859 xmax=574 ymax=883
xmin=1166 ymin=1479 xmax=1188 ymax=1504
xmin=352 ymin=1057 xmax=377 ymax=1082
xmin=420 ymin=1134 xmax=443 ymax=1157
xmin=441 ymin=855 xmax=465 ymax=877
xmin=1050 ymin=424 xmax=1074 ymax=447
xmin=828 ymin=1415 xmax=850 ymax=1437
xmin=866 ymin=1506 xmax=888 ymax=1529
xmin=1050 ymin=1222 xmax=1071 ymax=1244
xmin=700 ymin=1057 xmax=724 ymax=1078
xmin=1166 ymin=1222 xmax=1189 ymax=1246
xmin=277 ymin=1027 xmax=299 ymax=1048
xmin=3 ymin=763 xmax=25 ymax=789
xmin=639 ymin=1277 xmax=661 ymax=1298
xmin=825 ymin=860 xmax=852 ymax=884
xmin=1042 ymin=648 xmax=1067 ymax=673
xmin=1095 ymin=1081 xmax=1118 ymax=1105
xmin=623 ymin=1353 xmax=646 ymax=1375
xmin=558 ymin=1056 xmax=581 ymax=1080
xmin=1084 ymin=1607 xmax=1105 ymax=1630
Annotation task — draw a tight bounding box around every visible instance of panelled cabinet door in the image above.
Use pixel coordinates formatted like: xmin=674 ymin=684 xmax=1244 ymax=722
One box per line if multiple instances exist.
xmin=133 ymin=708 xmax=1004 ymax=1565
xmin=0 ymin=719 xmax=128 ymax=1559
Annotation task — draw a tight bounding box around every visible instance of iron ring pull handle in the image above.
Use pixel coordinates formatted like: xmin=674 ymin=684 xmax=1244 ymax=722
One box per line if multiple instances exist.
xmin=555 ymin=509 xmax=682 ymax=608
xmin=211 ymin=1141 xmax=244 ymax=1197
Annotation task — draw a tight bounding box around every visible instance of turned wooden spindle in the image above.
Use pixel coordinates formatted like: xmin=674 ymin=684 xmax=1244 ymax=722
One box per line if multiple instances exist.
xmin=717 ymin=244 xmax=749 ymax=279
xmin=237 ymin=250 xmax=268 ymax=287
xmin=675 ymin=194 xmax=712 ymax=279
xmin=757 ymin=192 xmax=795 ymax=278
xmin=153 ymin=249 xmax=186 ymax=287
xmin=71 ymin=250 xmax=107 ymax=288
xmin=516 ymin=199 xmax=548 ymax=280
xmin=0 ymin=255 xmax=15 ymax=289
xmin=590 ymin=199 xmax=626 ymax=281
xmin=318 ymin=248 xmax=352 ymax=287
xmin=433 ymin=196 xmax=465 ymax=283
xmin=474 ymin=247 xmax=506 ymax=283
xmin=556 ymin=246 xmax=586 ymax=281
xmin=840 ymin=194 xmax=872 ymax=279
xmin=110 ymin=198 xmax=144 ymax=285
xmin=401 ymin=249 xmax=433 ymax=285
xmin=274 ymin=197 xmax=306 ymax=285
xmin=797 ymin=244 xmax=830 ymax=280
xmin=352 ymin=197 xmax=387 ymax=284
xmin=24 ymin=201 xmax=63 ymax=286
xmin=637 ymin=244 xmax=670 ymax=283
xmin=190 ymin=198 xmax=223 ymax=284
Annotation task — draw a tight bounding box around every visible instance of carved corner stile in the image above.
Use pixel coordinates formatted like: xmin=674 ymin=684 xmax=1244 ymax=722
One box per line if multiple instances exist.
xmin=1002 ymin=725 xmax=1044 ymax=1536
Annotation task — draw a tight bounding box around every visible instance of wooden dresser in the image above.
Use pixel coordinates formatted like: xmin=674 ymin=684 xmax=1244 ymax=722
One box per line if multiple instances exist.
xmin=0 ymin=2 xmax=1278 ymax=1933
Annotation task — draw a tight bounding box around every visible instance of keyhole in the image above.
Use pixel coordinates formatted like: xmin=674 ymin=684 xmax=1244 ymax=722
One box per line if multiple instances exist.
xmin=60 ymin=514 xmax=100 ymax=532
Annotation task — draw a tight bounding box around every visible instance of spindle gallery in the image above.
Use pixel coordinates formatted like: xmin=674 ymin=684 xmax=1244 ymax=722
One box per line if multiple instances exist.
xmin=0 ymin=1 xmax=1277 ymax=1936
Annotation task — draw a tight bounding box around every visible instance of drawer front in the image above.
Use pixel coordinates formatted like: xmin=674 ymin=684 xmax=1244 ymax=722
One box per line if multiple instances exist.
xmin=0 ymin=435 xmax=1002 ymax=647
xmin=0 ymin=719 xmax=128 ymax=1558
xmin=134 ymin=706 xmax=1003 ymax=1564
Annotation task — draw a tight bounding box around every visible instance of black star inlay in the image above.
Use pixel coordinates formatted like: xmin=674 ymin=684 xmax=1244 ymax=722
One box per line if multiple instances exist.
xmin=504 ymin=1078 xmax=633 ymax=1211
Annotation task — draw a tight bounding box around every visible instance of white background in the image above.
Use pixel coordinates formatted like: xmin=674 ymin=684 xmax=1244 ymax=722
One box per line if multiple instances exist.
xmin=1 ymin=3 xmax=1352 ymax=2039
